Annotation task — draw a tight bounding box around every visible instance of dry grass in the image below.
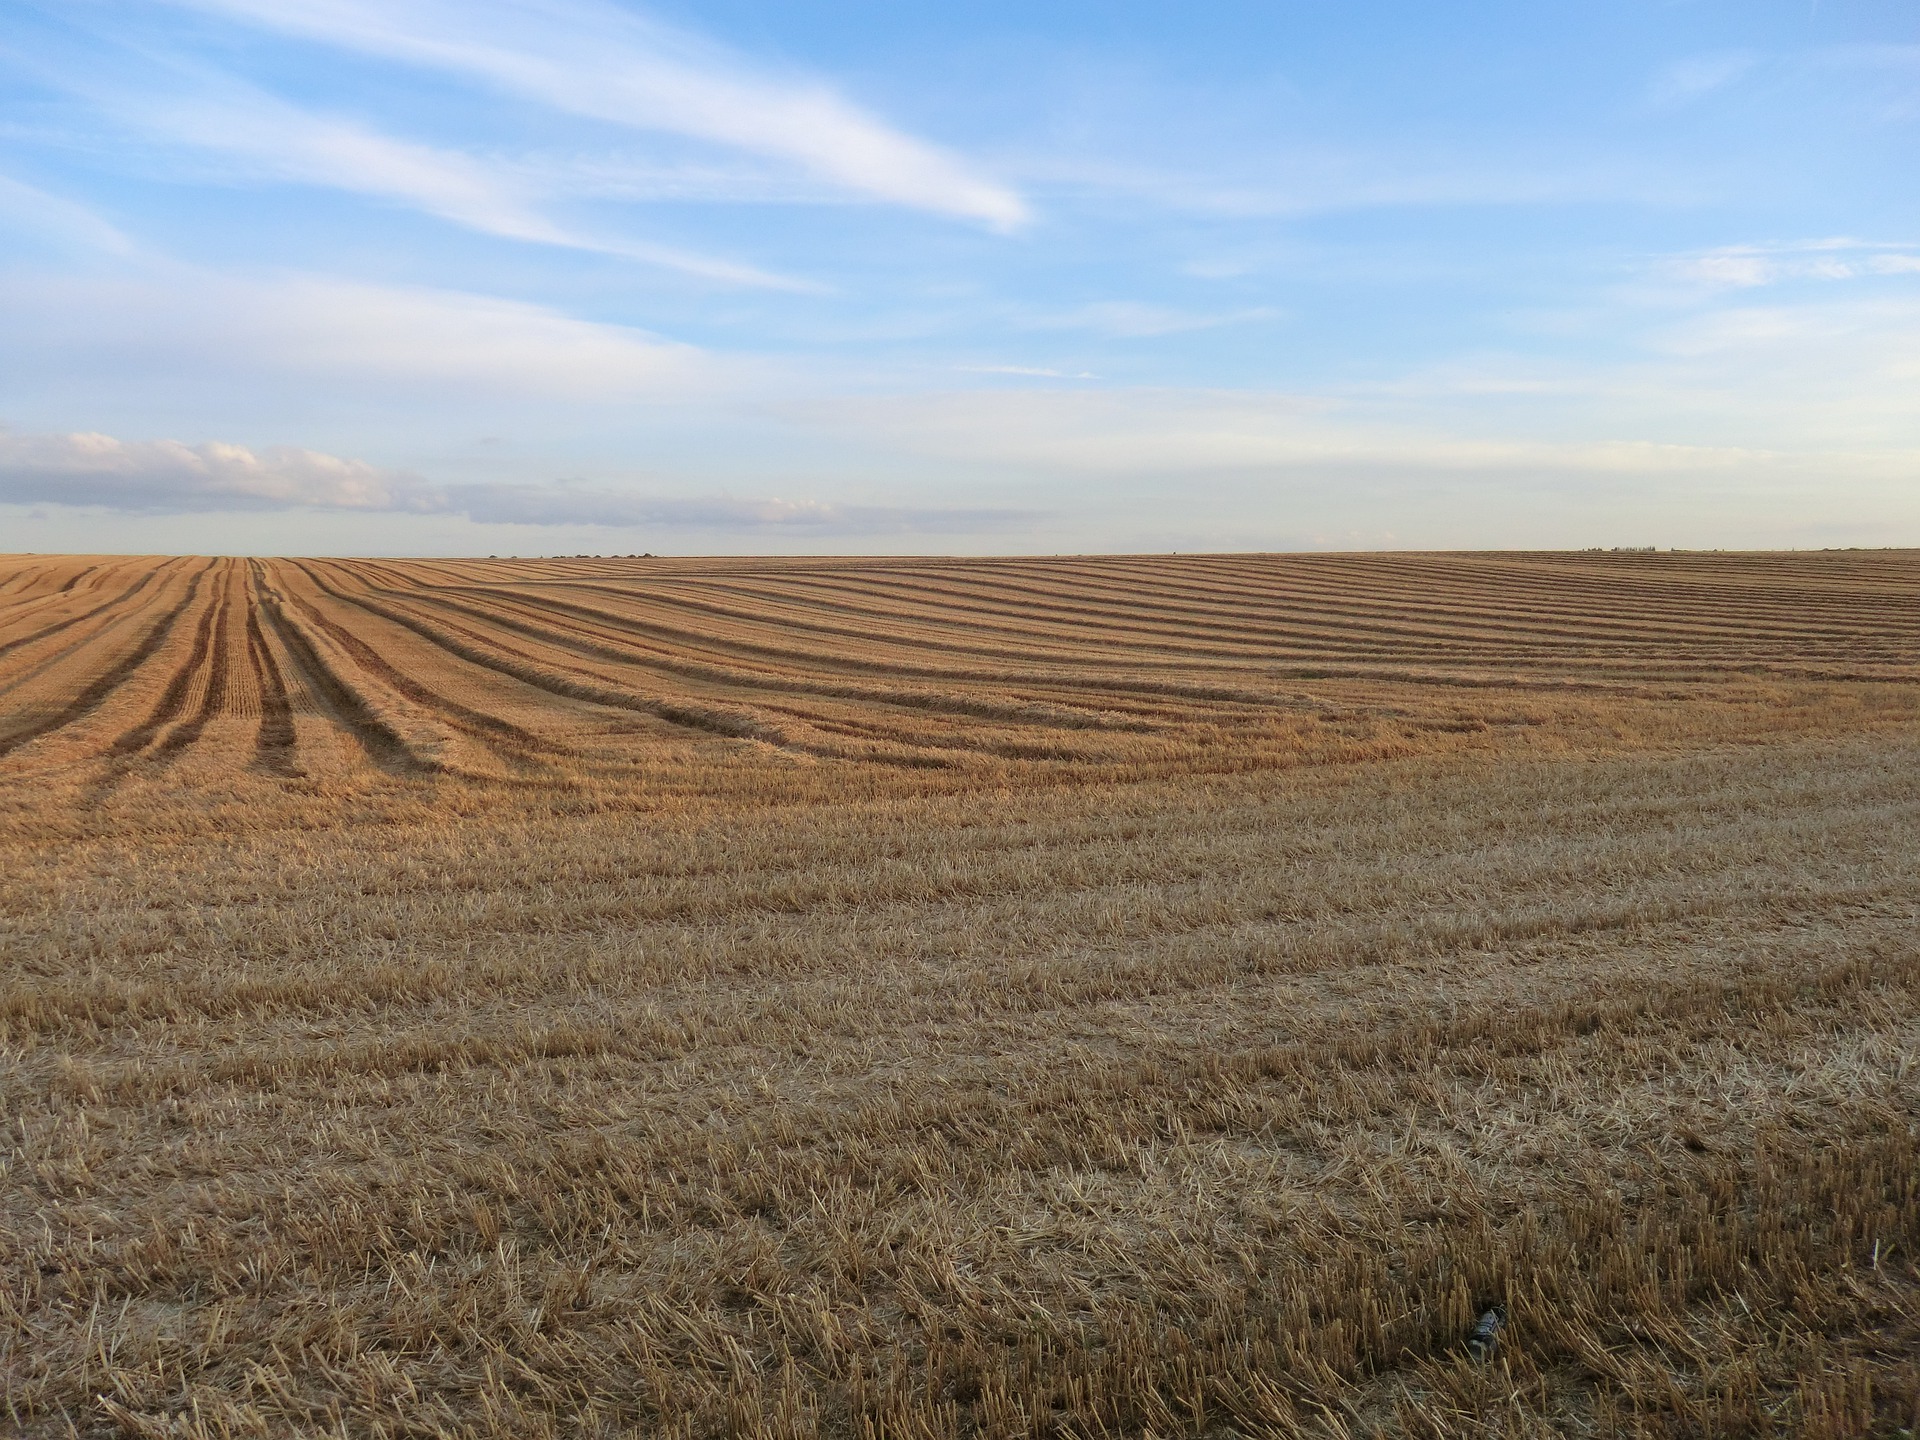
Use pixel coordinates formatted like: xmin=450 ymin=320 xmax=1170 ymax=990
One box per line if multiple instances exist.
xmin=1 ymin=550 xmax=1917 ymax=1438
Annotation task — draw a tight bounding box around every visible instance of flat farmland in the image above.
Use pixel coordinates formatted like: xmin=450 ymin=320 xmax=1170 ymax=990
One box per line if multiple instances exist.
xmin=2 ymin=551 xmax=1918 ymax=1438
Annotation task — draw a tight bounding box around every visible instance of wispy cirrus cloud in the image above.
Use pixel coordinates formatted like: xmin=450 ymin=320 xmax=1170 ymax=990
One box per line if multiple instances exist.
xmin=802 ymin=388 xmax=1797 ymax=478
xmin=1818 ymin=43 xmax=1920 ymax=73
xmin=4 ymin=266 xmax=728 ymax=398
xmin=154 ymin=0 xmax=1028 ymax=229
xmin=23 ymin=51 xmax=811 ymax=287
xmin=1644 ymin=51 xmax=1757 ymax=110
xmin=0 ymin=171 xmax=136 ymax=254
xmin=438 ymin=484 xmax=1036 ymax=533
xmin=1021 ymin=301 xmax=1281 ymax=339
xmin=159 ymin=95 xmax=805 ymax=288
xmin=1663 ymin=238 xmax=1920 ymax=290
xmin=955 ymin=364 xmax=1099 ymax=380
xmin=1007 ymin=146 xmax=1659 ymax=221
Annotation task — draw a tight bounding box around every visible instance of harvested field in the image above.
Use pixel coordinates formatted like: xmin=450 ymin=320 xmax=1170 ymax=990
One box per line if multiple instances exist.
xmin=2 ymin=550 xmax=1918 ymax=1438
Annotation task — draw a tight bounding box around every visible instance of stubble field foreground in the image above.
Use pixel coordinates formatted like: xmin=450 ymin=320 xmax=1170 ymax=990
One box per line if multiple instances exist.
xmin=1 ymin=549 xmax=1918 ymax=1439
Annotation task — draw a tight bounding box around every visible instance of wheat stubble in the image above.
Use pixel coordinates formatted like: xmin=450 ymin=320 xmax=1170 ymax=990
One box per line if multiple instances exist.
xmin=1 ymin=551 xmax=1917 ymax=1438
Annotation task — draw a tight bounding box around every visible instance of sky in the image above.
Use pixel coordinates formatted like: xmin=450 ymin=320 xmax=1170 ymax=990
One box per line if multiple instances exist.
xmin=1 ymin=0 xmax=1917 ymax=556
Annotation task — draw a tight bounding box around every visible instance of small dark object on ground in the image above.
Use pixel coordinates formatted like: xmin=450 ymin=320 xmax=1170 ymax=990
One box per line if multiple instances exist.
xmin=1466 ymin=1305 xmax=1506 ymax=1362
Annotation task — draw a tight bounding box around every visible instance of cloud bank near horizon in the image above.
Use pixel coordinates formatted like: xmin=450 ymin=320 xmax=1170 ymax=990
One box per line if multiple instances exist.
xmin=10 ymin=372 xmax=1918 ymax=553
xmin=0 ymin=428 xmax=1038 ymax=535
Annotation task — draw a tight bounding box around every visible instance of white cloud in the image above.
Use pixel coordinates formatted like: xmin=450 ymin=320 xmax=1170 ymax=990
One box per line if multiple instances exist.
xmin=147 ymin=89 xmax=577 ymax=248
xmin=1644 ymin=290 xmax=1920 ymax=380
xmin=12 ymin=278 xmax=1920 ymax=548
xmin=1377 ymin=293 xmax=1920 ymax=455
xmin=1022 ymin=301 xmax=1281 ymax=339
xmin=0 ymin=428 xmax=414 ymax=511
xmin=0 ymin=425 xmax=1036 ymax=532
xmin=438 ymin=485 xmax=1034 ymax=532
xmin=1645 ymin=52 xmax=1757 ymax=110
xmin=955 ymin=364 xmax=1099 ymax=380
xmin=772 ymin=383 xmax=1920 ymax=553
xmin=1012 ymin=148 xmax=1655 ymax=220
xmin=158 ymin=0 xmax=1028 ymax=229
xmin=547 ymin=153 xmax=833 ymax=206
xmin=806 ymin=388 xmax=1793 ymax=478
xmin=1663 ymin=238 xmax=1920 ymax=290
xmin=0 ymin=171 xmax=135 ymax=254
xmin=6 ymin=266 xmax=728 ymax=398
xmin=1819 ymin=43 xmax=1920 ymax=73
xmin=803 ymin=276 xmax=1920 ymax=483
xmin=34 ymin=61 xmax=808 ymax=287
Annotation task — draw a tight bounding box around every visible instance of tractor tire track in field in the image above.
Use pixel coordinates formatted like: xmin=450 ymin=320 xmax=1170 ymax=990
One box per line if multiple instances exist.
xmin=0 ymin=571 xmax=182 ymax=710
xmin=110 ymin=559 xmax=229 ymax=758
xmin=298 ymin=562 xmax=810 ymax=752
xmin=153 ymin=561 xmax=239 ymax=759
xmin=3 ymin=549 xmax=1919 ymax=783
xmin=0 ymin=560 xmax=210 ymax=761
xmin=56 ymin=563 xmax=99 ymax=595
xmin=242 ymin=563 xmax=301 ymax=777
xmin=382 ymin=577 xmax=1164 ymax=734
xmin=444 ymin=576 xmax=1329 ymax=710
xmin=0 ymin=563 xmax=166 ymax=662
xmin=456 ymin=576 xmax=1662 ymax=704
xmin=250 ymin=565 xmax=442 ymax=777
xmin=283 ymin=562 xmax=571 ymax=765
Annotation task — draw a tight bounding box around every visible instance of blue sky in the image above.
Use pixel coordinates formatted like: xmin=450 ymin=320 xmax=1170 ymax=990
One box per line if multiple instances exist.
xmin=2 ymin=0 xmax=1916 ymax=554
